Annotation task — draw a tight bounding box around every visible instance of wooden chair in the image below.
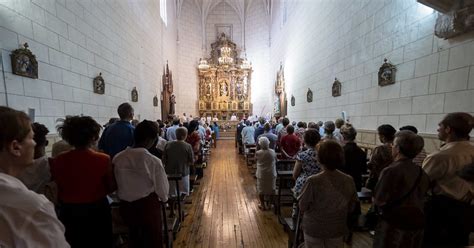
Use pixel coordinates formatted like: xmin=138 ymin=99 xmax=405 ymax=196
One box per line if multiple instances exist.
xmin=275 ymin=170 xmax=295 ymax=216
xmin=244 ymin=144 xmax=257 ymax=167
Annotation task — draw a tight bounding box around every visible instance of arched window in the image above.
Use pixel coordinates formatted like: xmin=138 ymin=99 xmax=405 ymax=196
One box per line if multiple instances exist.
xmin=160 ymin=0 xmax=167 ymax=26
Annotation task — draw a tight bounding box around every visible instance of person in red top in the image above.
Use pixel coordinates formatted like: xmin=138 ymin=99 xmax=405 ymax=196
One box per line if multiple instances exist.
xmin=280 ymin=125 xmax=301 ymax=159
xmin=186 ymin=120 xmax=201 ymax=162
xmin=50 ymin=116 xmax=115 ymax=248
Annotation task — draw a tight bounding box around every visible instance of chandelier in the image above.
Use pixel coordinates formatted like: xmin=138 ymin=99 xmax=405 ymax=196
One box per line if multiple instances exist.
xmin=218 ymin=43 xmax=234 ymax=65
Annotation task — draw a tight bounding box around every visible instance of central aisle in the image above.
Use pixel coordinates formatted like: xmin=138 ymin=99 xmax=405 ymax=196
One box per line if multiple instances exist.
xmin=173 ymin=140 xmax=288 ymax=248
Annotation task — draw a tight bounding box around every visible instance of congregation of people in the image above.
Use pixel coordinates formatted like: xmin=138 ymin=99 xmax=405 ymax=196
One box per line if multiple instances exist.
xmin=0 ymin=104 xmax=216 ymax=248
xmin=239 ymin=113 xmax=474 ymax=248
xmin=0 ymin=101 xmax=473 ymax=247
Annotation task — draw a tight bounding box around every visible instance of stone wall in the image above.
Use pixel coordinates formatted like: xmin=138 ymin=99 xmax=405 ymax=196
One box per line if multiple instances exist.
xmin=0 ymin=0 xmax=178 ymax=132
xmin=261 ymin=0 xmax=474 ymax=135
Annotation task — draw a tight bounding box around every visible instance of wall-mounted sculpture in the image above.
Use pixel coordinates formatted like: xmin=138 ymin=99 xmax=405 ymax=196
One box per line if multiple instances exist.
xmin=131 ymin=87 xmax=138 ymax=102
xmin=161 ymin=61 xmax=174 ymax=120
xmin=10 ymin=43 xmax=38 ymax=79
xmin=378 ymin=59 xmax=396 ymax=86
xmin=93 ymin=72 xmax=105 ymax=94
xmin=274 ymin=62 xmax=287 ymax=118
xmin=291 ymin=95 xmax=295 ymax=106
xmin=307 ymin=88 xmax=313 ymax=102
xmin=332 ymin=78 xmax=342 ymax=97
xmin=153 ymin=95 xmax=158 ymax=107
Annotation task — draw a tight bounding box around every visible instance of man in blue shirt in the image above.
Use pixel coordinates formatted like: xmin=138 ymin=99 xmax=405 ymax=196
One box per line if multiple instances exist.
xmin=166 ymin=118 xmax=180 ymax=141
xmin=98 ymin=103 xmax=135 ymax=158
xmin=254 ymin=117 xmax=265 ymax=141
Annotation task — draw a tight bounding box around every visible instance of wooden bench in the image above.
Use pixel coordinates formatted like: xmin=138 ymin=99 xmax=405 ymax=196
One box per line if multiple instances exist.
xmin=275 ymin=170 xmax=295 ymax=216
xmin=167 ymin=173 xmax=185 ymax=238
xmin=244 ymin=144 xmax=257 ymax=167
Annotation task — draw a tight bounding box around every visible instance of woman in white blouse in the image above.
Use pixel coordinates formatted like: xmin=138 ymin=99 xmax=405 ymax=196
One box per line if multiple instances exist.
xmin=113 ymin=120 xmax=169 ymax=248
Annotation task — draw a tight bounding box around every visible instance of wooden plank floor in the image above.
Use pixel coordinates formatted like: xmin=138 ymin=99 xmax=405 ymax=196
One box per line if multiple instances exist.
xmin=173 ymin=140 xmax=373 ymax=248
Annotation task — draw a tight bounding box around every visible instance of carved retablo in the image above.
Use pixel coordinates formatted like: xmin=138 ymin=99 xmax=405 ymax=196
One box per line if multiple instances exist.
xmin=197 ymin=33 xmax=252 ymax=120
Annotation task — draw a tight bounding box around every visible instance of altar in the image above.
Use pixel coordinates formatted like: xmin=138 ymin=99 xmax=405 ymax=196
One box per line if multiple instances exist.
xmin=197 ymin=33 xmax=253 ymax=121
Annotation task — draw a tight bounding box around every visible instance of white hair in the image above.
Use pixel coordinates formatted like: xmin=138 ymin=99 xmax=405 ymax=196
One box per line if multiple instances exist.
xmin=258 ymin=136 xmax=270 ymax=150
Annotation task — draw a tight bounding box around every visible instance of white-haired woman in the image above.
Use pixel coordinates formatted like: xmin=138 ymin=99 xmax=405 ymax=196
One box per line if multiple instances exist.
xmin=256 ymin=137 xmax=277 ymax=210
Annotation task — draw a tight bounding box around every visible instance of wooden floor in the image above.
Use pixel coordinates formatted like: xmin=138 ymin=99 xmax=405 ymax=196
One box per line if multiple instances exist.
xmin=174 ymin=140 xmax=373 ymax=248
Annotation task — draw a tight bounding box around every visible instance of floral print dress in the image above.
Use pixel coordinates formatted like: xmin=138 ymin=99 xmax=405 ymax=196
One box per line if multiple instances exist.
xmin=294 ymin=147 xmax=321 ymax=196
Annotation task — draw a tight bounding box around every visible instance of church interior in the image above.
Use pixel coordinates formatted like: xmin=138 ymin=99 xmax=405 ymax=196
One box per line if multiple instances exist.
xmin=0 ymin=0 xmax=474 ymax=247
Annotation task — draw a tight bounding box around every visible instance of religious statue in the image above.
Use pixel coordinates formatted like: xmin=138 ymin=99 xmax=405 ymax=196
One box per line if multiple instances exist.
xmin=332 ymin=78 xmax=341 ymax=97
xmin=10 ymin=43 xmax=38 ymax=79
xmin=220 ymin=81 xmax=228 ymax=97
xmin=169 ymin=94 xmax=176 ymax=115
xmin=378 ymin=58 xmax=396 ymax=86
xmin=93 ymin=73 xmax=105 ymax=95
xmin=131 ymin=87 xmax=138 ymax=102
xmin=274 ymin=62 xmax=287 ymax=117
xmin=307 ymin=88 xmax=313 ymax=103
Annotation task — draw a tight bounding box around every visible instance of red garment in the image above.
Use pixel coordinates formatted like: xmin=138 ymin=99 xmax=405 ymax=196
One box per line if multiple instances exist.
xmin=280 ymin=134 xmax=301 ymax=159
xmin=50 ymin=149 xmax=114 ymax=204
xmin=186 ymin=132 xmax=201 ymax=153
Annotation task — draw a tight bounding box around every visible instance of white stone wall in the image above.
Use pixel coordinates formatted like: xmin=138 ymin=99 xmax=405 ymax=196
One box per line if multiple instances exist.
xmin=0 ymin=0 xmax=178 ymax=132
xmin=245 ymin=0 xmax=271 ymax=119
xmin=205 ymin=1 xmax=243 ymax=50
xmin=176 ymin=0 xmax=202 ymax=117
xmin=268 ymin=0 xmax=474 ymax=134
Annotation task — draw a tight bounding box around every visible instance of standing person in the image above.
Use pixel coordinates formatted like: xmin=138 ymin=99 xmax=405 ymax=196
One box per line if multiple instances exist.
xmin=186 ymin=120 xmax=201 ymax=163
xmin=422 ymin=113 xmax=474 ymax=247
xmin=50 ymin=116 xmax=115 ymax=248
xmin=99 ymin=103 xmax=135 ymax=159
xmin=241 ymin=120 xmax=256 ymax=145
xmin=399 ymin=126 xmax=427 ymax=166
xmin=257 ymin=123 xmax=278 ymax=150
xmin=212 ymin=122 xmax=220 ymax=148
xmin=163 ymin=127 xmax=194 ymax=196
xmin=0 ymin=107 xmax=69 ymax=247
xmin=255 ymin=137 xmax=277 ymax=210
xmin=295 ymin=122 xmax=307 ymax=145
xmin=166 ymin=118 xmax=180 ymax=141
xmin=113 ymin=120 xmax=169 ymax=248
xmin=340 ymin=123 xmax=367 ymax=191
xmin=18 ymin=122 xmax=51 ymax=194
xmin=280 ymin=125 xmax=301 ymax=159
xmin=333 ymin=118 xmax=345 ymax=143
xmin=298 ymin=140 xmax=358 ymax=248
xmin=373 ymin=131 xmax=430 ymax=248
xmin=322 ymin=121 xmax=339 ymax=143
xmin=366 ymin=124 xmax=396 ymax=191
xmin=236 ymin=120 xmax=245 ymax=153
xmin=254 ymin=117 xmax=266 ymax=141
xmin=292 ymin=129 xmax=321 ymax=218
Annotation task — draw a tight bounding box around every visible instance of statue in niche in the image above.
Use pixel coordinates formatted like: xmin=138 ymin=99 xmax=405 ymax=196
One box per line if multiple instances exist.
xmin=131 ymin=87 xmax=138 ymax=102
xmin=220 ymin=81 xmax=228 ymax=96
xmin=291 ymin=95 xmax=295 ymax=106
xmin=274 ymin=63 xmax=287 ymax=117
xmin=307 ymin=88 xmax=313 ymax=102
xmin=10 ymin=43 xmax=38 ymax=79
xmin=332 ymin=78 xmax=341 ymax=97
xmin=169 ymin=94 xmax=176 ymax=115
xmin=378 ymin=58 xmax=396 ymax=86
xmin=153 ymin=95 xmax=158 ymax=107
xmin=93 ymin=72 xmax=105 ymax=95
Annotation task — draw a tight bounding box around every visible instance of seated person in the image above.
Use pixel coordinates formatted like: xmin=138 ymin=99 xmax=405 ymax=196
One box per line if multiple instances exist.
xmin=18 ymin=122 xmax=51 ymax=194
xmin=113 ymin=120 xmax=169 ymax=248
xmin=256 ymin=137 xmax=277 ymax=210
xmin=299 ymin=140 xmax=358 ymax=248
xmin=163 ymin=127 xmax=194 ymax=196
xmin=0 ymin=107 xmax=69 ymax=247
xmin=50 ymin=116 xmax=115 ymax=247
xmin=280 ymin=125 xmax=301 ymax=159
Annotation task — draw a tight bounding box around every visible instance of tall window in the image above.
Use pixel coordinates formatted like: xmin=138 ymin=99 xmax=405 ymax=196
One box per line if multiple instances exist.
xmin=160 ymin=0 xmax=167 ymax=26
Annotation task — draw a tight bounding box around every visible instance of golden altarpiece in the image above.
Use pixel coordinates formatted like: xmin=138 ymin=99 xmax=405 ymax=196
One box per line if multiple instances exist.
xmin=197 ymin=33 xmax=252 ymax=120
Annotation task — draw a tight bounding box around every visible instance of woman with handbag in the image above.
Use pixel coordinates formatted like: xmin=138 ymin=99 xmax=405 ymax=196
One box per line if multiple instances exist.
xmin=373 ymin=130 xmax=430 ymax=248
